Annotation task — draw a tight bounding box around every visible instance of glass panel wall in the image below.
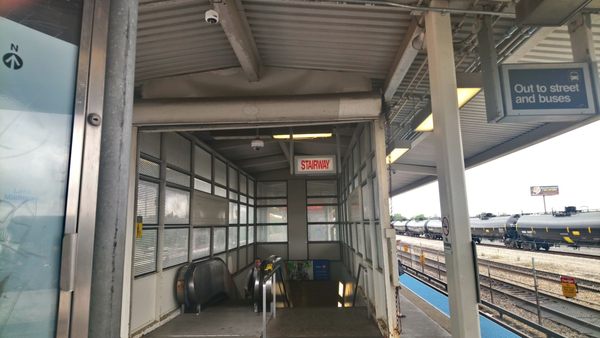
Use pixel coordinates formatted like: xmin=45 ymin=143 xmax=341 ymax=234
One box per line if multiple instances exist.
xmin=339 ymin=123 xmax=381 ymax=268
xmin=133 ymin=132 xmax=256 ymax=279
xmin=256 ymin=181 xmax=287 ymax=242
xmin=307 ymin=180 xmax=338 ymax=242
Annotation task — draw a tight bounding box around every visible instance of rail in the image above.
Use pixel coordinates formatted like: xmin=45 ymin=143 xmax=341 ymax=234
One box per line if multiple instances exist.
xmin=352 ymin=264 xmax=371 ymax=319
xmin=400 ymin=250 xmax=600 ymax=334
xmin=260 ymin=256 xmax=286 ymax=338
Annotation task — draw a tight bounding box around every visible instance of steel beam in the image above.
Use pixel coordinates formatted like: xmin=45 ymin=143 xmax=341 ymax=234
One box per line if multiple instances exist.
xmin=477 ymin=16 xmax=504 ymax=123
xmin=278 ymin=141 xmax=291 ymax=169
xmin=503 ymin=26 xmax=557 ymax=63
xmin=383 ymin=18 xmax=423 ymax=102
xmin=237 ymin=154 xmax=288 ymax=168
xmin=391 ymin=163 xmax=437 ymax=176
xmin=372 ymin=116 xmax=399 ymax=336
xmin=133 ymin=92 xmax=382 ymax=126
xmin=569 ymin=13 xmax=597 ymax=63
xmin=425 ymin=2 xmax=481 ymax=337
xmin=214 ymin=0 xmax=261 ymax=81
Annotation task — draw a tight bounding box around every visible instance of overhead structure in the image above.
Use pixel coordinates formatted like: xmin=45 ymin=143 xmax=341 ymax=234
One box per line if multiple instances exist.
xmin=131 ymin=1 xmax=600 ymax=334
xmin=212 ymin=0 xmax=262 ymax=81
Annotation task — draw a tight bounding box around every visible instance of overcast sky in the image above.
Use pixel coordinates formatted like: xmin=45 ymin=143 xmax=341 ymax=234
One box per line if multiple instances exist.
xmin=391 ymin=120 xmax=600 ymax=218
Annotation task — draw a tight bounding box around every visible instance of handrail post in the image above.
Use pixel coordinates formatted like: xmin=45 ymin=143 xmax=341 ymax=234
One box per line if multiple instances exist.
xmin=364 ymin=267 xmax=370 ymax=319
xmin=262 ymin=280 xmax=267 ymax=338
xmin=272 ymin=272 xmax=277 ymax=318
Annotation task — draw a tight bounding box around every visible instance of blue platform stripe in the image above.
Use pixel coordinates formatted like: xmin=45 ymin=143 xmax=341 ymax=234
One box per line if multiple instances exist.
xmin=400 ymin=274 xmax=519 ymax=338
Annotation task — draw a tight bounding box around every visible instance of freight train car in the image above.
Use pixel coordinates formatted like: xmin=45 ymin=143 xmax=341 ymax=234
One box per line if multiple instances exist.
xmin=394 ymin=209 xmax=600 ymax=251
xmin=509 ymin=211 xmax=600 ymax=250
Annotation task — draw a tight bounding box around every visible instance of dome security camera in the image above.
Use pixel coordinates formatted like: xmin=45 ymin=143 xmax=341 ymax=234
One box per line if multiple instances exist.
xmin=205 ymin=9 xmax=219 ymax=24
xmin=250 ymin=139 xmax=264 ymax=151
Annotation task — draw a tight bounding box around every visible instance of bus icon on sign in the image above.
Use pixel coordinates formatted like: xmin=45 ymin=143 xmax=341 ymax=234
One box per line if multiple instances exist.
xmin=569 ymin=71 xmax=579 ymax=82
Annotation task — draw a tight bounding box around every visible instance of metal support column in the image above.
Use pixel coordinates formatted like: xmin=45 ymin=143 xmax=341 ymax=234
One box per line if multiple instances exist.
xmin=89 ymin=0 xmax=139 ymax=336
xmin=425 ymin=1 xmax=481 ymax=337
xmin=568 ymin=14 xmax=596 ymax=64
xmin=373 ymin=116 xmax=399 ymax=335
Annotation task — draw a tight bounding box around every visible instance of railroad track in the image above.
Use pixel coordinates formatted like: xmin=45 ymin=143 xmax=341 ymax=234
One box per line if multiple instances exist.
xmin=477 ymin=243 xmax=600 ymax=260
xmin=415 ymin=246 xmax=600 ymax=293
xmin=397 ymin=235 xmax=600 ymax=260
xmin=398 ymin=252 xmax=600 ymax=337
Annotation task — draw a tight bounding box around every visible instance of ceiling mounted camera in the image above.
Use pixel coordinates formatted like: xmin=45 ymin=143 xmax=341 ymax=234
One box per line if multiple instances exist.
xmin=251 ymin=138 xmax=264 ymax=151
xmin=205 ymin=9 xmax=219 ymax=24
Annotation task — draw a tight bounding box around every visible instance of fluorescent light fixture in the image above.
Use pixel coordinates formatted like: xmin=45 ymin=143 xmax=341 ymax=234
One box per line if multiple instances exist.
xmin=457 ymin=88 xmax=481 ymax=108
xmin=386 ymin=148 xmax=409 ymax=164
xmin=386 ymin=140 xmax=412 ymax=164
xmin=415 ymin=114 xmax=434 ymax=132
xmin=413 ymin=88 xmax=481 ymax=132
xmin=273 ymin=133 xmax=333 ymax=140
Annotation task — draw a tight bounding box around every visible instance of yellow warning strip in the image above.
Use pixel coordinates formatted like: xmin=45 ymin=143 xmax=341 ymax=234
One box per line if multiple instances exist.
xmin=589 ymin=227 xmax=592 ymax=234
xmin=563 ymin=236 xmax=574 ymax=244
xmin=572 ymin=230 xmax=580 ymax=236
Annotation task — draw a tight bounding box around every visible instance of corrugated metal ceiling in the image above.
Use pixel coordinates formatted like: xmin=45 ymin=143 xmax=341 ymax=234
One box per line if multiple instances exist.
xmin=244 ymin=0 xmax=411 ymax=79
xmin=133 ymin=1 xmax=599 ymax=193
xmin=391 ymin=14 xmax=600 ymax=195
xmin=136 ymin=0 xmax=238 ymax=82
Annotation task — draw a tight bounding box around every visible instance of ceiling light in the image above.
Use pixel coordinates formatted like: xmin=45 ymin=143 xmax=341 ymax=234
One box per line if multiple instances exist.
xmin=273 ymin=133 xmax=333 ymax=140
xmin=386 ymin=140 xmax=412 ymax=164
xmin=457 ymin=88 xmax=481 ymax=108
xmin=412 ymin=88 xmax=481 ymax=132
xmin=415 ymin=114 xmax=434 ymax=132
xmin=386 ymin=148 xmax=409 ymax=164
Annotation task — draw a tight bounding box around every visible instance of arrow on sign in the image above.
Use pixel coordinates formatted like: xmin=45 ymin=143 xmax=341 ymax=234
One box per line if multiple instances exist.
xmin=3 ymin=53 xmax=23 ymax=70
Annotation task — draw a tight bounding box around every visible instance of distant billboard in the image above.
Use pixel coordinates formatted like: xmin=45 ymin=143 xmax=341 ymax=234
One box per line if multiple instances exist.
xmin=530 ymin=185 xmax=559 ymax=196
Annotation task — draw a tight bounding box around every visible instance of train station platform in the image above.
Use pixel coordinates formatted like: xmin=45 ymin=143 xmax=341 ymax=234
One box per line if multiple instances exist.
xmin=399 ymin=273 xmax=521 ymax=338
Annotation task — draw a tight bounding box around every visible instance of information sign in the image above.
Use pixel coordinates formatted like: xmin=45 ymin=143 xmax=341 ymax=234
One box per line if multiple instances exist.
xmin=295 ymin=155 xmax=336 ymax=175
xmin=313 ymin=260 xmax=330 ymax=281
xmin=560 ymin=276 xmax=577 ymax=298
xmin=500 ymin=63 xmax=597 ymax=122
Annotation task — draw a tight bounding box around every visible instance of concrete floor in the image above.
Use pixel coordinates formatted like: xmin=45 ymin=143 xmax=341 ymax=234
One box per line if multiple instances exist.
xmin=142 ymin=292 xmax=449 ymax=338
xmin=143 ymin=306 xmax=262 ymax=338
xmin=398 ymin=292 xmax=450 ymax=338
xmin=266 ymin=307 xmax=383 ymax=338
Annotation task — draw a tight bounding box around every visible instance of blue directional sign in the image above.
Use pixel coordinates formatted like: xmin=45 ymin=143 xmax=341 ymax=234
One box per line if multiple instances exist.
xmin=500 ymin=63 xmax=596 ymax=122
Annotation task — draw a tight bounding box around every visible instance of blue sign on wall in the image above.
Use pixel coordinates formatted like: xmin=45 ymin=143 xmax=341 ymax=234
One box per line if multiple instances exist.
xmin=313 ymin=260 xmax=330 ymax=281
xmin=500 ymin=63 xmax=596 ymax=122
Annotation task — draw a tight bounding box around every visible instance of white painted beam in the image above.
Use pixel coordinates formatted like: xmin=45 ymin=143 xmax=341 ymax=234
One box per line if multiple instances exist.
xmin=569 ymin=13 xmax=596 ymax=63
xmin=383 ymin=18 xmax=423 ymax=102
xmin=213 ymin=0 xmax=261 ymax=81
xmin=133 ymin=92 xmax=382 ymax=126
xmin=426 ymin=1 xmax=481 ymax=337
xmin=391 ymin=163 xmax=437 ymax=176
xmin=278 ymin=141 xmax=291 ymax=162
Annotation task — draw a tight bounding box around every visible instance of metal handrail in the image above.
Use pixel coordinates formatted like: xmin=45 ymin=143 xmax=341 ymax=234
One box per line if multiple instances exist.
xmin=260 ymin=256 xmax=285 ymax=338
xmin=351 ymin=265 xmax=371 ymax=319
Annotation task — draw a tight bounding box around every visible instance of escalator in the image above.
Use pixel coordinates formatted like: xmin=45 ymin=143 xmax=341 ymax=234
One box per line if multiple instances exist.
xmin=175 ymin=255 xmax=291 ymax=313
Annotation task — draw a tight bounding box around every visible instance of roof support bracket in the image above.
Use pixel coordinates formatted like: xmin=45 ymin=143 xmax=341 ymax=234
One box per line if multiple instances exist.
xmin=383 ymin=18 xmax=423 ymax=102
xmin=213 ymin=0 xmax=262 ymax=81
xmin=477 ymin=16 xmax=505 ymax=123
